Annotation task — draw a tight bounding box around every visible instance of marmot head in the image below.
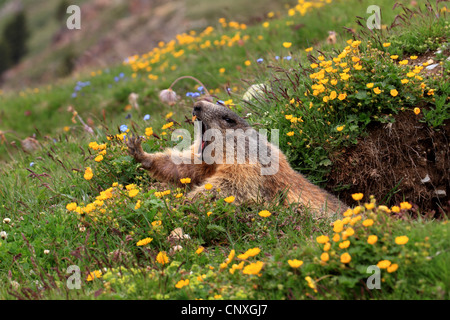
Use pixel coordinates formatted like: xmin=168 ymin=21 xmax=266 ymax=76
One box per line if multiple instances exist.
xmin=192 ymin=100 xmax=250 ymax=132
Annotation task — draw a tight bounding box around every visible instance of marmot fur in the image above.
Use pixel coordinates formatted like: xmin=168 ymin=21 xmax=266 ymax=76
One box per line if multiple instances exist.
xmin=127 ymin=101 xmax=347 ymax=216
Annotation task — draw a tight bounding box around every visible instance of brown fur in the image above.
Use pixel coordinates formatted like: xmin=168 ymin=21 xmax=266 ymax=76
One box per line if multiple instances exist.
xmin=127 ymin=101 xmax=348 ymax=216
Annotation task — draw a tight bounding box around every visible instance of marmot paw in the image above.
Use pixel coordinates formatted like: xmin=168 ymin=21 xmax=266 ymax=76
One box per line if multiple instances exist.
xmin=126 ymin=134 xmax=144 ymax=161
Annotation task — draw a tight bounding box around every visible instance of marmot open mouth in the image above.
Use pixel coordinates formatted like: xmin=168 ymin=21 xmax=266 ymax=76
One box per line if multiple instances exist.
xmin=194 ymin=118 xmax=209 ymax=157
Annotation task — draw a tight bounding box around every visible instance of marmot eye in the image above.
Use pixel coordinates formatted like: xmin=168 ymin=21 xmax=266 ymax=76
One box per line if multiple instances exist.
xmin=223 ymin=117 xmax=236 ymax=124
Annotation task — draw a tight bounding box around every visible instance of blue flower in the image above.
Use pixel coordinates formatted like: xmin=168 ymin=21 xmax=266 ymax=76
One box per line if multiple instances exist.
xmin=192 ymin=92 xmax=200 ymax=97
xmin=30 ymin=162 xmax=35 ymax=167
xmin=275 ymin=56 xmax=280 ymax=60
xmin=114 ymin=77 xmax=120 ymax=82
xmin=217 ymin=100 xmax=224 ymax=105
xmin=71 ymin=92 xmax=77 ymax=98
xmin=283 ymin=56 xmax=292 ymax=60
xmin=143 ymin=114 xmax=151 ymax=121
xmin=257 ymin=58 xmax=264 ymax=63
xmin=119 ymin=72 xmax=125 ymax=78
xmin=120 ymin=124 xmax=128 ymax=132
xmin=197 ymin=86 xmax=204 ymax=92
xmin=186 ymin=92 xmax=193 ymax=97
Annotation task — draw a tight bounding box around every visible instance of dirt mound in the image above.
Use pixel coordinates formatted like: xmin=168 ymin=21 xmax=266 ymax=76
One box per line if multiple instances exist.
xmin=327 ymin=112 xmax=450 ymax=217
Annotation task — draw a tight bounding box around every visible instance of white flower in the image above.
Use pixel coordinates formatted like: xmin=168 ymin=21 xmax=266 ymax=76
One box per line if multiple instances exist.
xmin=44 ymin=250 xmax=50 ymax=255
xmin=3 ymin=218 xmax=11 ymax=224
xmin=159 ymin=89 xmax=178 ymax=106
xmin=243 ymin=84 xmax=266 ymax=101
xmin=0 ymin=231 xmax=7 ymax=240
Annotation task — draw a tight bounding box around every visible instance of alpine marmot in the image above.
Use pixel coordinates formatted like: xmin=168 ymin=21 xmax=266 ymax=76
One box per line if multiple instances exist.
xmin=126 ymin=100 xmax=347 ymax=216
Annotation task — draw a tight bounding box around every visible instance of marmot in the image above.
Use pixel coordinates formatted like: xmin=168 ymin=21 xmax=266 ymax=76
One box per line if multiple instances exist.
xmin=126 ymin=100 xmax=347 ymax=216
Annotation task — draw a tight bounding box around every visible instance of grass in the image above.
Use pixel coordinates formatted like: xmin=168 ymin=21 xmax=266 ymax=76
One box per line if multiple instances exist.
xmin=0 ymin=0 xmax=449 ymax=301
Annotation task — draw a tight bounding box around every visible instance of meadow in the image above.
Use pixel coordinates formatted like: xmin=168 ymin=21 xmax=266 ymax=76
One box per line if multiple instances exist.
xmin=0 ymin=0 xmax=449 ymax=301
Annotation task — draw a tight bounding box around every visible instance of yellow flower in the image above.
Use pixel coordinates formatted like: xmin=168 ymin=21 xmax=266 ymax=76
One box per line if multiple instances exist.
xmin=219 ymin=67 xmax=226 ymax=74
xmin=387 ymin=263 xmax=399 ymax=273
xmin=390 ymin=89 xmax=398 ymax=97
xmin=320 ymin=252 xmax=330 ymax=262
xmin=156 ymin=251 xmax=169 ymax=265
xmin=243 ymin=261 xmax=264 ymax=275
xmin=196 ymin=246 xmax=205 ymax=254
xmin=414 ymin=108 xmax=420 ymax=115
xmin=400 ymin=202 xmax=412 ymax=210
xmin=406 ymin=72 xmax=415 ymax=78
xmin=362 ymin=219 xmax=374 ymax=227
xmin=333 ymin=233 xmax=340 ymax=242
xmin=262 ymin=21 xmax=269 ymax=28
xmin=366 ymin=83 xmax=374 ymax=89
xmin=391 ymin=205 xmax=400 ymax=213
xmin=94 ymin=155 xmax=103 ymax=162
xmin=399 ymin=60 xmax=408 ymax=65
xmin=377 ymin=260 xmax=391 ymax=269
xmin=316 ymin=235 xmax=330 ymax=244
xmin=258 ymin=210 xmax=271 ymax=218
xmin=324 ymin=242 xmax=331 ymax=251
xmin=161 ymin=122 xmax=174 ymax=130
xmin=382 ymin=42 xmax=391 ymax=47
xmin=338 ymin=93 xmax=347 ymax=100
xmin=365 ymin=203 xmax=375 ymax=210
xmin=180 ymin=177 xmax=191 ymax=184
xmin=410 ymin=55 xmax=418 ymax=60
xmin=145 ymin=127 xmax=153 ymax=136
xmin=305 ymin=47 xmax=313 ymax=52
xmin=351 ymin=193 xmax=364 ymax=201
xmin=84 ymin=167 xmax=93 ymax=180
xmin=305 ymin=276 xmax=317 ymax=292
xmin=175 ymin=279 xmax=189 ymax=289
xmin=66 ymin=202 xmax=78 ymax=211
xmin=207 ymin=211 xmax=212 ymax=217
xmin=244 ymin=60 xmax=251 ymax=66
xmin=288 ymin=259 xmax=303 ymax=268
xmin=128 ymin=189 xmax=139 ymax=198
xmin=395 ymin=236 xmax=409 ymax=245
xmin=390 ymin=55 xmax=398 ymax=60
xmin=339 ymin=240 xmax=350 ymax=249
xmin=401 ymin=79 xmax=409 ymax=84
xmin=136 ymin=237 xmax=153 ymax=246
xmin=373 ymin=87 xmax=382 ymax=94
xmin=244 ymin=247 xmax=261 ymax=258
xmin=286 ymin=131 xmax=294 ymax=136
xmin=310 ymin=63 xmax=319 ymax=69
xmin=204 ymin=183 xmax=213 ymax=190
xmin=340 ymin=252 xmax=351 ymax=264
xmin=367 ymin=235 xmax=378 ymax=245
xmin=336 ymin=125 xmax=344 ymax=132
xmin=86 ymin=270 xmax=102 ymax=281
xmin=151 ymin=220 xmax=162 ymax=227
xmin=224 ymin=196 xmax=235 ymax=203
xmin=333 ymin=220 xmax=344 ymax=233
xmin=134 ymin=200 xmax=141 ymax=209
xmin=283 ymin=42 xmax=292 ymax=48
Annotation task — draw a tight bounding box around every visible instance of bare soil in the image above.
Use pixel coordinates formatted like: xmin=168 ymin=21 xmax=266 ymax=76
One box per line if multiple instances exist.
xmin=327 ymin=112 xmax=450 ymax=218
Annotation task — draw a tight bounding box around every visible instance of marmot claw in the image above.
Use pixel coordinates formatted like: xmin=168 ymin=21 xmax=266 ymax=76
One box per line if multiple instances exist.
xmin=126 ymin=134 xmax=144 ymax=161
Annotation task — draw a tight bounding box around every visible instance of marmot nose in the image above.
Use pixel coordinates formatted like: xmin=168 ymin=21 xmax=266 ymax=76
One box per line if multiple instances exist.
xmin=193 ymin=105 xmax=202 ymax=117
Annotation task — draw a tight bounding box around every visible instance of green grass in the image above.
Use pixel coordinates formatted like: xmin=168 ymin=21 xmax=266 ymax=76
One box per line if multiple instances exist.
xmin=0 ymin=0 xmax=449 ymax=300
